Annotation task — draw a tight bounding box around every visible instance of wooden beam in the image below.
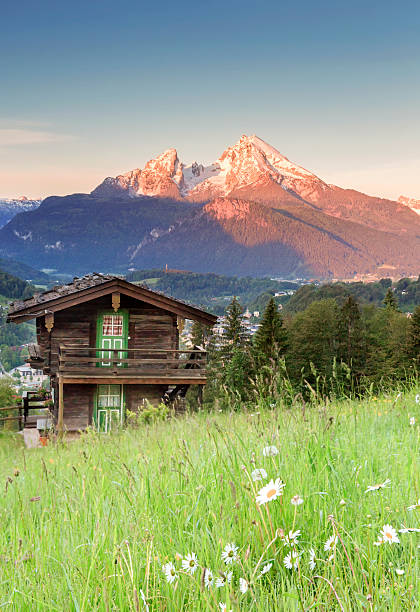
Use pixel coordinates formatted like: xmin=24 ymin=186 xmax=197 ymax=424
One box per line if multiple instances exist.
xmin=61 ymin=377 xmax=207 ymax=385
xmin=58 ymin=377 xmax=64 ymax=437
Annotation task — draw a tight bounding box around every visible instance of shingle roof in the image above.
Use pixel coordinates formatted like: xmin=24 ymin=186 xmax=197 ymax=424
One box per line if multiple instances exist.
xmin=7 ymin=272 xmax=217 ymax=325
xmin=8 ymin=273 xmax=115 ymax=314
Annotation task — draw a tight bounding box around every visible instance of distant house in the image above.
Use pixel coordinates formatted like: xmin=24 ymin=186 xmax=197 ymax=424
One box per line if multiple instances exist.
xmin=9 ymin=363 xmax=48 ymax=388
xmin=7 ymin=274 xmax=216 ymax=433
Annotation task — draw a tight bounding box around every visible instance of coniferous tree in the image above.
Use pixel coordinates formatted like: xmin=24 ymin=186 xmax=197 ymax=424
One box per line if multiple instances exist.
xmin=253 ymin=297 xmax=287 ymax=365
xmin=337 ymin=296 xmax=366 ymax=376
xmin=220 ymin=297 xmax=250 ymax=361
xmin=383 ymin=288 xmax=398 ymax=311
xmin=407 ymin=305 xmax=420 ymax=369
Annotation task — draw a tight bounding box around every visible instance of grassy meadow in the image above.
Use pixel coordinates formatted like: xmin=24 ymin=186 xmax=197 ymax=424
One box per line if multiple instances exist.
xmin=0 ymin=393 xmax=419 ymax=611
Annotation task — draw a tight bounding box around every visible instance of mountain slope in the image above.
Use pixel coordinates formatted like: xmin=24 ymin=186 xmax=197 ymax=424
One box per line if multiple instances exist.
xmin=131 ymin=198 xmax=420 ymax=278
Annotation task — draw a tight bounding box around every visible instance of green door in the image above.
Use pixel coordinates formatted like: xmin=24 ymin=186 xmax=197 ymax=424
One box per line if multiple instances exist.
xmin=94 ymin=384 xmax=123 ymax=432
xmin=96 ymin=311 xmax=128 ymax=367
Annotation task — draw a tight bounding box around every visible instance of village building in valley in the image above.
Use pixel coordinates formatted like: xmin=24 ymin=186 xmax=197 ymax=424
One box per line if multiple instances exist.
xmin=7 ymin=274 xmax=216 ymax=434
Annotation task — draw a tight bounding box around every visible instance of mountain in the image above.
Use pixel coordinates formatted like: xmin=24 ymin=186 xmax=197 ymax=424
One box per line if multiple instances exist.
xmin=1 ymin=135 xmax=420 ymax=279
xmin=398 ymin=195 xmax=420 ymax=216
xmin=0 ymin=197 xmax=41 ymax=228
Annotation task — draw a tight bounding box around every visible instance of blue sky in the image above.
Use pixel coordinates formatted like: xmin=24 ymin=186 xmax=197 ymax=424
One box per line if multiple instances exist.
xmin=1 ymin=0 xmax=419 ymax=199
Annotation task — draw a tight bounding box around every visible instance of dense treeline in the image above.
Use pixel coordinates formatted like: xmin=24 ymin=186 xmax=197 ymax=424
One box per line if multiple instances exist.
xmin=127 ymin=269 xmax=298 ymax=315
xmin=284 ymin=277 xmax=420 ymax=313
xmin=192 ymin=293 xmax=420 ymax=407
xmin=0 ymin=271 xmax=36 ymax=300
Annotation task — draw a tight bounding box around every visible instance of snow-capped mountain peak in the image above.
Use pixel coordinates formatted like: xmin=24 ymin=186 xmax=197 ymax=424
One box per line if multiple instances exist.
xmin=92 ymin=134 xmax=327 ymax=201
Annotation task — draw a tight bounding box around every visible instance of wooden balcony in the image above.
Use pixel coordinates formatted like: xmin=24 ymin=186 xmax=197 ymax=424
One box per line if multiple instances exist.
xmin=58 ymin=346 xmax=208 ymax=385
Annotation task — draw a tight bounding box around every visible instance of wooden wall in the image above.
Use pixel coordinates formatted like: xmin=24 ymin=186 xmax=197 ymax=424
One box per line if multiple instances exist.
xmin=62 ymin=384 xmax=95 ymax=431
xmin=125 ymin=384 xmax=168 ymax=411
xmin=36 ymin=293 xmax=179 ymax=377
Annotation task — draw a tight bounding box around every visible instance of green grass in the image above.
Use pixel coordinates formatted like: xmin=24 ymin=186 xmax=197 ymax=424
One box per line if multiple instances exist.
xmin=0 ymin=393 xmax=419 ymax=610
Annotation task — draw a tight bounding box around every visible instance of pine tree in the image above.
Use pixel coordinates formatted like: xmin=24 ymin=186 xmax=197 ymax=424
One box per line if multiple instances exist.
xmin=337 ymin=295 xmax=366 ymax=376
xmin=190 ymin=320 xmax=206 ymax=348
xmin=220 ymin=297 xmax=249 ymax=361
xmin=383 ymin=288 xmax=398 ymax=311
xmin=407 ymin=305 xmax=420 ymax=368
xmin=253 ymin=297 xmax=287 ymax=365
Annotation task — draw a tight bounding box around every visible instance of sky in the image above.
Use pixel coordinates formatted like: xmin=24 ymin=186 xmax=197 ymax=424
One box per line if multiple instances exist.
xmin=0 ymin=0 xmax=419 ymax=200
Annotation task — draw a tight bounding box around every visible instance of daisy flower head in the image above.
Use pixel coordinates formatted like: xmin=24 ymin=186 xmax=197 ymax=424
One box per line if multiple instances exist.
xmin=284 ymin=550 xmax=300 ymax=570
xmin=263 ymin=445 xmax=279 ymax=457
xmin=415 ymin=394 xmax=420 ymax=404
xmin=162 ymin=562 xmax=178 ymax=584
xmin=239 ymin=577 xmax=248 ymax=594
xmin=309 ymin=548 xmax=316 ymax=570
xmin=365 ymin=478 xmax=391 ymax=493
xmin=407 ymin=498 xmax=420 ymax=511
xmin=258 ymin=562 xmax=272 ymax=578
xmin=219 ymin=604 xmax=232 ymax=612
xmin=395 ymin=568 xmax=405 ymax=575
xmin=256 ymin=478 xmax=285 ymax=505
xmin=182 ymin=552 xmax=198 ymax=574
xmin=409 ymin=416 xmax=416 ymax=426
xmin=283 ymin=529 xmax=301 ymax=546
xmin=324 ymin=534 xmax=338 ymax=552
xmin=204 ymin=568 xmax=214 ymax=588
xmin=251 ymin=468 xmax=267 ymax=481
xmin=291 ymin=494 xmax=304 ymax=506
xmin=221 ymin=543 xmax=239 ymax=565
xmin=215 ymin=571 xmax=233 ymax=588
xmin=379 ymin=524 xmax=400 ymax=545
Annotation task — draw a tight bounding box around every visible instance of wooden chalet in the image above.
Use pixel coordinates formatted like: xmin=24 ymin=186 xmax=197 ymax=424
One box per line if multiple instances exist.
xmin=7 ymin=274 xmax=216 ymax=433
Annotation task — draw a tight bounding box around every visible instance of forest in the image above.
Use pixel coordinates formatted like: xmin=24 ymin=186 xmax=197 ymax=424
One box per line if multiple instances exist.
xmin=192 ymin=290 xmax=420 ymax=407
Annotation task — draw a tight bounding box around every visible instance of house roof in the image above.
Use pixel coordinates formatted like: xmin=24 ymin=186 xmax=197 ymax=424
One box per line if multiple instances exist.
xmin=7 ymin=273 xmax=217 ymax=326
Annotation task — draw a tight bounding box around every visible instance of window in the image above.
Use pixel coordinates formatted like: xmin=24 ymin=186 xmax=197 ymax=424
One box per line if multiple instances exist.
xmin=97 ymin=384 xmax=121 ymax=408
xmin=102 ymin=315 xmax=123 ymax=336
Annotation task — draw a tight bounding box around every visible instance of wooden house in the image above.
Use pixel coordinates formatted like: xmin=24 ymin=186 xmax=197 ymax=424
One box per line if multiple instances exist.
xmin=7 ymin=274 xmax=216 ymax=433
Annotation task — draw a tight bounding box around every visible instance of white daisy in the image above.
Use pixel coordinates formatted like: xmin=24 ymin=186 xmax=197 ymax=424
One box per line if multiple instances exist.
xmin=239 ymin=577 xmax=248 ymax=594
xmin=251 ymin=468 xmax=267 ymax=481
xmin=379 ymin=524 xmax=400 ymax=544
xmin=283 ymin=529 xmax=301 ymax=546
xmin=263 ymin=445 xmax=279 ymax=457
xmin=324 ymin=535 xmax=338 ymax=552
xmin=309 ymin=548 xmax=316 ymax=570
xmin=339 ymin=498 xmax=346 ymax=506
xmin=373 ymin=536 xmax=384 ymax=546
xmin=182 ymin=552 xmax=199 ymax=574
xmin=258 ymin=562 xmax=272 ymax=578
xmin=215 ymin=571 xmax=233 ymax=588
xmin=221 ymin=543 xmax=239 ymax=565
xmin=284 ymin=550 xmax=300 ymax=570
xmin=365 ymin=478 xmax=391 ymax=493
xmin=415 ymin=394 xmax=419 ymax=404
xmin=256 ymin=478 xmax=285 ymax=505
xmin=204 ymin=568 xmax=214 ymax=588
xmin=407 ymin=498 xmax=420 ymax=511
xmin=395 ymin=568 xmax=405 ymax=575
xmin=409 ymin=416 xmax=416 ymax=426
xmin=162 ymin=562 xmax=178 ymax=584
xmin=291 ymin=494 xmax=304 ymax=506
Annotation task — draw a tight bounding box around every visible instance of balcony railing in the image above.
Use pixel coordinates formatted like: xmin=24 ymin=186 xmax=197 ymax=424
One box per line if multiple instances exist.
xmin=58 ymin=346 xmax=207 ymax=380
